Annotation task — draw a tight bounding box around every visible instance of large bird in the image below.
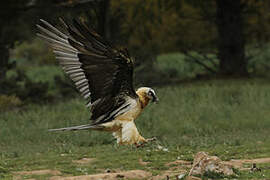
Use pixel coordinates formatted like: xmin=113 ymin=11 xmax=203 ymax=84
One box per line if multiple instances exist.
xmin=37 ymin=19 xmax=159 ymax=146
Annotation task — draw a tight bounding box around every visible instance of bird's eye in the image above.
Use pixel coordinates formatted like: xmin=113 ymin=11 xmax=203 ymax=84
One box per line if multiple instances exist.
xmin=148 ymin=91 xmax=153 ymax=96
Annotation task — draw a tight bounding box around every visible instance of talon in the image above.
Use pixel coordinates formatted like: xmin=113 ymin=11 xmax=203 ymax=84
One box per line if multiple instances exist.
xmin=135 ymin=137 xmax=157 ymax=148
xmin=135 ymin=143 xmax=145 ymax=148
xmin=146 ymin=137 xmax=157 ymax=142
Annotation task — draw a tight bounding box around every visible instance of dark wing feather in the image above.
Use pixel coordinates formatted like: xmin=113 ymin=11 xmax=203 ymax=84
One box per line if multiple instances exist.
xmin=37 ymin=19 xmax=138 ymax=125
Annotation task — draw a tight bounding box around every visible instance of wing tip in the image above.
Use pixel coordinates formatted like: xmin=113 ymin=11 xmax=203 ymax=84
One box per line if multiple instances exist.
xmin=39 ymin=18 xmax=46 ymax=23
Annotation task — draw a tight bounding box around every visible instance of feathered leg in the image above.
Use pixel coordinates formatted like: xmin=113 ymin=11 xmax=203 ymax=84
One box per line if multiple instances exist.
xmin=119 ymin=121 xmax=146 ymax=145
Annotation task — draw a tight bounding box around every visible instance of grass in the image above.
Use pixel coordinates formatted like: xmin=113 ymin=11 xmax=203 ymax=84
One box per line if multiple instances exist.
xmin=1 ymin=79 xmax=270 ymax=179
xmin=2 ymin=51 xmax=270 ymax=179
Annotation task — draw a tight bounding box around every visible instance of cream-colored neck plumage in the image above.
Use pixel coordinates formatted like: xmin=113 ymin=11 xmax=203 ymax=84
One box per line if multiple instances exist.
xmin=136 ymin=88 xmax=150 ymax=109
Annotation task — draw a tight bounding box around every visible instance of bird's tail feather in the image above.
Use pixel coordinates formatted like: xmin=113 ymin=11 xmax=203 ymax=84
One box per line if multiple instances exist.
xmin=48 ymin=124 xmax=102 ymax=131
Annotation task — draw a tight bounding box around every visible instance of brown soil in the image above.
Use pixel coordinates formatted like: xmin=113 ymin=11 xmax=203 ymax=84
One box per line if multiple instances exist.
xmin=139 ymin=158 xmax=150 ymax=166
xmin=13 ymin=169 xmax=62 ymax=180
xmin=72 ymin=158 xmax=96 ymax=164
xmin=13 ymin=169 xmax=61 ymax=176
xmin=50 ymin=170 xmax=152 ymax=180
xmin=12 ymin=157 xmax=270 ymax=180
xmin=185 ymin=176 xmax=202 ymax=180
xmin=151 ymin=169 xmax=187 ymax=180
xmin=166 ymin=157 xmax=270 ymax=170
xmin=166 ymin=160 xmax=192 ymax=167
xmin=223 ymin=157 xmax=270 ymax=170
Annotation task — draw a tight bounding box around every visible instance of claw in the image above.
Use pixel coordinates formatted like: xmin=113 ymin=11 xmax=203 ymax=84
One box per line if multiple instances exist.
xmin=146 ymin=137 xmax=157 ymax=142
xmin=135 ymin=142 xmax=145 ymax=148
xmin=135 ymin=137 xmax=157 ymax=148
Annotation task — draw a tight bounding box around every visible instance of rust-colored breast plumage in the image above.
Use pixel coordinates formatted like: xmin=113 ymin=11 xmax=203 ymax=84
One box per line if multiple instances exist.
xmin=136 ymin=89 xmax=151 ymax=109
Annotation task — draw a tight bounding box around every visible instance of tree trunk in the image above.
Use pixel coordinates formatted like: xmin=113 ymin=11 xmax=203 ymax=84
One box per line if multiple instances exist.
xmin=0 ymin=43 xmax=9 ymax=80
xmin=216 ymin=0 xmax=247 ymax=76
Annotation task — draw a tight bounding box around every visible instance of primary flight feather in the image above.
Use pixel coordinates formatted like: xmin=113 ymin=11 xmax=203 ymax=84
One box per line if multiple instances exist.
xmin=37 ymin=19 xmax=158 ymax=146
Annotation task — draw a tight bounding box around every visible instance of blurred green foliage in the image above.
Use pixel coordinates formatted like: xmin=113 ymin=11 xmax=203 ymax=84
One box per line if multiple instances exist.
xmin=156 ymin=53 xmax=208 ymax=79
xmin=0 ymin=95 xmax=22 ymax=111
xmin=1 ymin=0 xmax=270 ymax=106
xmin=0 ymin=68 xmax=50 ymax=104
xmin=3 ymin=47 xmax=270 ymax=107
xmin=12 ymin=39 xmax=56 ymax=65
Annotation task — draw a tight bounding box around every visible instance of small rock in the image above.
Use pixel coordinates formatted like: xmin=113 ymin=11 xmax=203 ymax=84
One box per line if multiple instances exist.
xmin=177 ymin=173 xmax=186 ymax=179
xmin=156 ymin=145 xmax=169 ymax=152
xmin=189 ymin=152 xmax=234 ymax=176
xmin=157 ymin=145 xmax=163 ymax=150
xmin=163 ymin=148 xmax=169 ymax=152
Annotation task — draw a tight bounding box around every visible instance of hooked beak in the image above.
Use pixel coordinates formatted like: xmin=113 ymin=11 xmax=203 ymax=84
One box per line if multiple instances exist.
xmin=152 ymin=95 xmax=159 ymax=103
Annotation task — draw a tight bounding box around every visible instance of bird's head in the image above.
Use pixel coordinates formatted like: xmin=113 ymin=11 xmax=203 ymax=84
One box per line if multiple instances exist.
xmin=136 ymin=87 xmax=159 ymax=103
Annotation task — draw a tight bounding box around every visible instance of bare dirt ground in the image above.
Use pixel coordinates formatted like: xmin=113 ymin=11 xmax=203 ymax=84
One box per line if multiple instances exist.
xmin=50 ymin=170 xmax=152 ymax=180
xmin=72 ymin=158 xmax=96 ymax=164
xmin=12 ymin=157 xmax=270 ymax=180
xmin=224 ymin=157 xmax=270 ymax=170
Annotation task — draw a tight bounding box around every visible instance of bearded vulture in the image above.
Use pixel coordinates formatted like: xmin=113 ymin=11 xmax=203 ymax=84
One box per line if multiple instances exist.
xmin=37 ymin=19 xmax=158 ymax=146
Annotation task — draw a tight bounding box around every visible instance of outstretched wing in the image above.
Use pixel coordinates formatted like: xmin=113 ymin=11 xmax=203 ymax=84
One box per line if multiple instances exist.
xmin=37 ymin=19 xmax=138 ymax=125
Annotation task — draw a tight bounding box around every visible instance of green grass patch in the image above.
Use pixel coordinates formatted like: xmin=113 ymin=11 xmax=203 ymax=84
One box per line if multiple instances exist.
xmin=1 ymin=79 xmax=270 ymax=179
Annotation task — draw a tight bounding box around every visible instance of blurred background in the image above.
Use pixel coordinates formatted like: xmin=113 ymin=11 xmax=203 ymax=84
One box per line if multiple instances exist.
xmin=1 ymin=1 xmax=270 ymax=175
xmin=1 ymin=0 xmax=270 ymax=109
